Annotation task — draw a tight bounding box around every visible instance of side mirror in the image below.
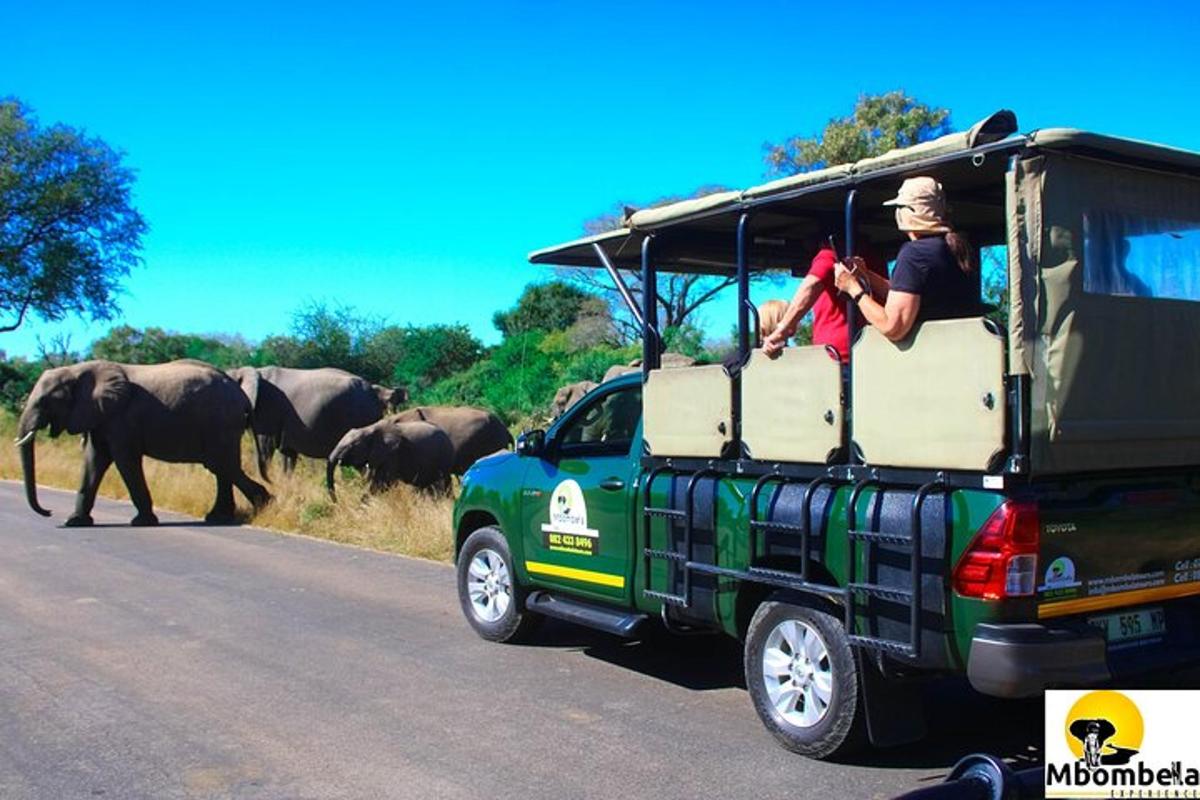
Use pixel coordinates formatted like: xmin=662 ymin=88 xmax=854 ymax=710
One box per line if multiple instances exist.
xmin=516 ymin=429 xmax=546 ymax=458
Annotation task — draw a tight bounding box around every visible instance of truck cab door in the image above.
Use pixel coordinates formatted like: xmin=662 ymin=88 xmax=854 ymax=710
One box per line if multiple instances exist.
xmin=520 ymin=381 xmax=642 ymax=606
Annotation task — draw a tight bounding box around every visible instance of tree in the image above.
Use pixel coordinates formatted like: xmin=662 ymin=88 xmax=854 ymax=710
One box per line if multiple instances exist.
xmin=89 ymin=325 xmax=254 ymax=367
xmin=286 ymin=301 xmax=370 ymax=372
xmin=91 ymin=325 xmax=186 ymax=364
xmin=763 ymin=91 xmax=952 ymax=177
xmin=360 ymin=323 xmax=482 ymax=391
xmin=0 ymin=99 xmax=146 ymax=332
xmin=493 ymin=281 xmax=592 ymax=337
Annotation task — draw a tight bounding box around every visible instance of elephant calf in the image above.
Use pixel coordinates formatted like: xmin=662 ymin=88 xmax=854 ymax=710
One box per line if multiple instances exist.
xmin=391 ymin=406 xmax=512 ymax=475
xmin=327 ymin=419 xmax=453 ymax=497
xmin=16 ymin=360 xmax=270 ymax=527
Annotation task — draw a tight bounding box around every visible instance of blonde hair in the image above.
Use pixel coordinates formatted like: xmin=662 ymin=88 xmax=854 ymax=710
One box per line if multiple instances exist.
xmin=757 ymin=299 xmax=788 ymax=340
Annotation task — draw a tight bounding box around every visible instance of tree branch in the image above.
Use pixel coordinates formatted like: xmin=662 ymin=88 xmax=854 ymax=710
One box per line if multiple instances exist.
xmin=0 ymin=291 xmax=35 ymax=333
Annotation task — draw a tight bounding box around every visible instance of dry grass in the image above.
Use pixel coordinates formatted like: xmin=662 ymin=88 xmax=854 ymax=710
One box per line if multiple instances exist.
xmin=0 ymin=413 xmax=455 ymax=563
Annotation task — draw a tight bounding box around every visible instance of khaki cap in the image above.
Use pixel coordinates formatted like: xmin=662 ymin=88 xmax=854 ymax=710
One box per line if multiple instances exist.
xmin=883 ymin=176 xmax=951 ymax=233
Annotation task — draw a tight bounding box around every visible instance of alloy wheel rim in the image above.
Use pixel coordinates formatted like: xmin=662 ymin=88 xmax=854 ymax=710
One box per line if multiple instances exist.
xmin=761 ymin=618 xmax=834 ymax=728
xmin=467 ymin=548 xmax=511 ymax=623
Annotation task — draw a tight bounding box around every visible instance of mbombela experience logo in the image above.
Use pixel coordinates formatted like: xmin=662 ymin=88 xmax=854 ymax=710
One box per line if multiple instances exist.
xmin=1066 ymin=691 xmax=1142 ymax=768
xmin=1047 ymin=690 xmax=1200 ymax=798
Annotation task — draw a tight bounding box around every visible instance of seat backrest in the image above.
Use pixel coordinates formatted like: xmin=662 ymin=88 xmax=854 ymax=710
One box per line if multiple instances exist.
xmin=852 ymin=317 xmax=1006 ymax=471
xmin=643 ymin=365 xmax=733 ymax=458
xmin=741 ymin=346 xmax=843 ymax=463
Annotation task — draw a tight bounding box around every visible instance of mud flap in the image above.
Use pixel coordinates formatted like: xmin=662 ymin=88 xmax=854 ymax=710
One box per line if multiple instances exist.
xmin=857 ymin=651 xmax=927 ymax=748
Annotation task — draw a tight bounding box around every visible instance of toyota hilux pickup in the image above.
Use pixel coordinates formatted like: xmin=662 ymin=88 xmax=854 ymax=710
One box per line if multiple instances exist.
xmin=452 ymin=110 xmax=1200 ymax=758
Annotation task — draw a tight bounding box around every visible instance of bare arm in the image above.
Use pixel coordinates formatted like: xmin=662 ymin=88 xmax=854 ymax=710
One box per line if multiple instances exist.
xmin=834 ymin=263 xmax=921 ymax=341
xmin=762 ymin=274 xmax=823 ymax=357
xmin=853 ymin=290 xmax=920 ymax=341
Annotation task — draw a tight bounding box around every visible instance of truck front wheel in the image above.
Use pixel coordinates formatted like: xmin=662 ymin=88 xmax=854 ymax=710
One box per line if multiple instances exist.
xmin=457 ymin=526 xmax=540 ymax=643
xmin=744 ymin=598 xmax=865 ymax=758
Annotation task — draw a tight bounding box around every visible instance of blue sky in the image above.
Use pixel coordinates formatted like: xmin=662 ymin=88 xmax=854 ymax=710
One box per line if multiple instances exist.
xmin=3 ymin=0 xmax=1198 ymax=357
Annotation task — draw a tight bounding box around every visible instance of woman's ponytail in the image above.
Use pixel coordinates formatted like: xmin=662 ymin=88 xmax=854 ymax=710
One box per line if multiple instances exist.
xmin=944 ymin=230 xmax=976 ymax=274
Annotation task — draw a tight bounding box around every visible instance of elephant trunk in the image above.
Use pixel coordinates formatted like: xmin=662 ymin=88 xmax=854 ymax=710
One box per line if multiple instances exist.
xmin=255 ymin=434 xmax=274 ymax=482
xmin=325 ymin=457 xmax=338 ymax=501
xmin=16 ymin=407 xmax=51 ymax=517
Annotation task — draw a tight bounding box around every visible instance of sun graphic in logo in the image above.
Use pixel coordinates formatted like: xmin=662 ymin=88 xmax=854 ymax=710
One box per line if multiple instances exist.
xmin=1065 ymin=690 xmax=1144 ymax=767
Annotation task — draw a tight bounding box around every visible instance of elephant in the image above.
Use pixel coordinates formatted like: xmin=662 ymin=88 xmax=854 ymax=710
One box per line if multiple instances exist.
xmin=603 ymin=352 xmax=696 ymax=382
xmin=391 ymin=406 xmax=512 ymax=475
xmin=374 ymin=384 xmax=409 ymax=412
xmin=16 ymin=359 xmax=270 ymax=527
xmin=326 ymin=419 xmax=453 ymax=497
xmin=227 ymin=366 xmax=393 ymax=477
xmin=551 ymin=381 xmax=597 ymax=419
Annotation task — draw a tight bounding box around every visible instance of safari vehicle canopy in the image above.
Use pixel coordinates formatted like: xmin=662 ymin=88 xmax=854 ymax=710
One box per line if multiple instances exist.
xmin=531 ymin=111 xmax=1200 ymax=481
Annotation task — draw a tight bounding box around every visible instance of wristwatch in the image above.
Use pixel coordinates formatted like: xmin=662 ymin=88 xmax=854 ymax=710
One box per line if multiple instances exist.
xmin=850 ymin=288 xmax=866 ymax=303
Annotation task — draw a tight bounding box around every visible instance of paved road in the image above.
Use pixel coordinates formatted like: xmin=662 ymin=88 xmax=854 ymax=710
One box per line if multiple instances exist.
xmin=0 ymin=482 xmax=1043 ymax=800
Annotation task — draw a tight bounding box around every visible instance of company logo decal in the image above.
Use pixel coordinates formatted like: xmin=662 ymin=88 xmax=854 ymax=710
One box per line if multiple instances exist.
xmin=541 ymin=479 xmax=599 ymax=556
xmin=1046 ymin=690 xmax=1200 ymax=798
xmin=1041 ymin=556 xmax=1081 ymax=591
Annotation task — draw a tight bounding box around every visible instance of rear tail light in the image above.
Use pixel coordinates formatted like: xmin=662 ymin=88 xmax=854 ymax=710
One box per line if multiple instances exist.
xmin=953 ymin=500 xmax=1040 ymax=600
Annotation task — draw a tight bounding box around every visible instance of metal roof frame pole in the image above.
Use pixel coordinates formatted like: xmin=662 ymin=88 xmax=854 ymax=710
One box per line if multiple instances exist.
xmin=735 ymin=213 xmax=753 ymax=454
xmin=591 ymin=242 xmax=646 ymax=331
xmin=736 ymin=213 xmax=753 ymax=359
xmin=641 ymin=234 xmax=660 ymax=375
xmin=843 ymin=189 xmax=859 ymax=464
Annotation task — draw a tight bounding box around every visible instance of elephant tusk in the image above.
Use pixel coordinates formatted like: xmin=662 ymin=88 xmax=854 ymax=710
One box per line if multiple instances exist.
xmin=13 ymin=431 xmax=35 ymax=447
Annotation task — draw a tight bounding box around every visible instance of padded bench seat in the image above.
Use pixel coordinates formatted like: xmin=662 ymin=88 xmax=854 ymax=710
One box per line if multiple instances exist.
xmin=852 ymin=317 xmax=1006 ymax=471
xmin=643 ymin=364 xmax=733 ymax=458
xmin=740 ymin=346 xmax=844 ymax=463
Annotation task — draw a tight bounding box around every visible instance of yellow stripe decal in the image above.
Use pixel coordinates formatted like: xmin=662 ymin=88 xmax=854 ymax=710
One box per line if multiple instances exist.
xmin=525 ymin=560 xmax=625 ymax=589
xmin=1038 ymin=580 xmax=1200 ymax=619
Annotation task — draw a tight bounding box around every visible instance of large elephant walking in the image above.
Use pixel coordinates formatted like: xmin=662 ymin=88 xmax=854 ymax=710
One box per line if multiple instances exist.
xmin=326 ymin=419 xmax=453 ymax=497
xmin=392 ymin=406 xmax=512 ymax=475
xmin=228 ymin=366 xmax=393 ymax=477
xmin=16 ymin=360 xmax=270 ymax=527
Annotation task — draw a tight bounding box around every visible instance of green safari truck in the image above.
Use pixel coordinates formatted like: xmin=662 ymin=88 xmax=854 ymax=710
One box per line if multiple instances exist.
xmin=453 ymin=111 xmax=1200 ymax=758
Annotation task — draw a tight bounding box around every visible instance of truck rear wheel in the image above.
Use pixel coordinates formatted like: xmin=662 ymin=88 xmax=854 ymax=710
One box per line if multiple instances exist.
xmin=457 ymin=526 xmax=540 ymax=643
xmin=743 ymin=598 xmax=865 ymax=758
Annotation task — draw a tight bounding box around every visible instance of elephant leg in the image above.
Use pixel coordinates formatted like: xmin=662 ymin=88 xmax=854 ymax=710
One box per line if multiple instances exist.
xmin=208 ymin=438 xmax=270 ymax=521
xmin=235 ymin=476 xmax=270 ymax=512
xmin=111 ymin=448 xmax=157 ymax=527
xmin=67 ymin=437 xmax=113 ymax=527
xmin=281 ymin=449 xmax=298 ymax=474
xmin=205 ymin=473 xmax=237 ymax=525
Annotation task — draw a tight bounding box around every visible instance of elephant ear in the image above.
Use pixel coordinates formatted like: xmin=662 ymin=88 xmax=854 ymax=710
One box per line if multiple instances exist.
xmin=229 ymin=367 xmax=260 ymax=409
xmin=68 ymin=361 xmax=130 ymax=433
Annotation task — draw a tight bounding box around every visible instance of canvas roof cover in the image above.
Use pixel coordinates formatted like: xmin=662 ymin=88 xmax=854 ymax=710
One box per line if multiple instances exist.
xmin=528 ymin=110 xmax=1023 ymax=271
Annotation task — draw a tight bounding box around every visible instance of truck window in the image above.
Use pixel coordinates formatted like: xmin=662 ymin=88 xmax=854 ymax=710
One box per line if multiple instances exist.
xmin=1083 ymin=211 xmax=1200 ymax=302
xmin=557 ymin=385 xmax=643 ymax=457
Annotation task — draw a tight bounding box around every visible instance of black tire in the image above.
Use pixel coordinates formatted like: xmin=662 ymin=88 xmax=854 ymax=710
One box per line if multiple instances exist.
xmin=743 ymin=597 xmax=866 ymax=759
xmin=456 ymin=526 xmax=540 ymax=643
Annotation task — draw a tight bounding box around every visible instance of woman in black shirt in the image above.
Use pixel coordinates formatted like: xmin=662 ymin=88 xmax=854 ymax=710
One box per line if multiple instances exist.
xmin=833 ymin=176 xmax=977 ymax=341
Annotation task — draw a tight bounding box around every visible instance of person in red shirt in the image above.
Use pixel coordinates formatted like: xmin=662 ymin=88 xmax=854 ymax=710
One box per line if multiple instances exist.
xmin=762 ymin=238 xmax=883 ymax=362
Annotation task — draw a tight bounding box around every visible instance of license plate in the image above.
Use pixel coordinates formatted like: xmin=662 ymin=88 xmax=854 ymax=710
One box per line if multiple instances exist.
xmin=1088 ymin=606 xmax=1166 ymax=643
